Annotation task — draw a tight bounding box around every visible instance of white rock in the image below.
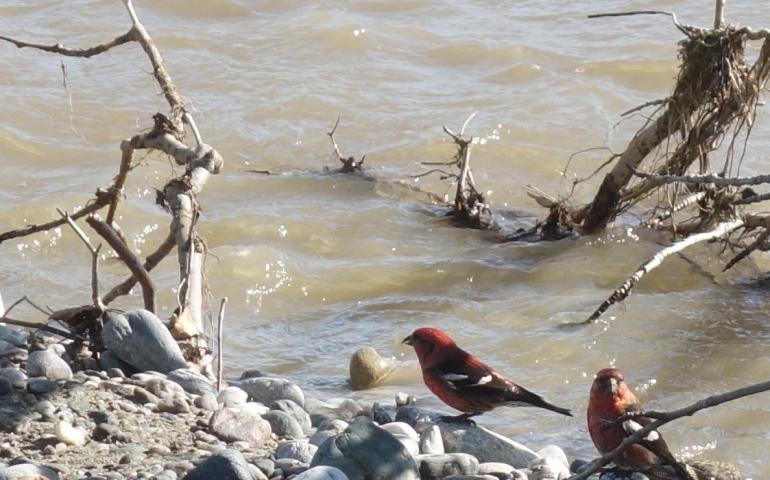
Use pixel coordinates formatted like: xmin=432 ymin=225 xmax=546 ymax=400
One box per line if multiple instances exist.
xmin=536 ymin=445 xmax=570 ymax=471
xmin=218 ymin=386 xmax=248 ymax=407
xmin=529 ymin=456 xmax=569 ymax=480
xmin=419 ymin=425 xmax=444 ymax=454
xmin=478 ymin=462 xmax=516 ymax=476
xmin=54 ymin=420 xmax=86 ymax=446
xmin=394 ymin=433 xmax=420 ymax=457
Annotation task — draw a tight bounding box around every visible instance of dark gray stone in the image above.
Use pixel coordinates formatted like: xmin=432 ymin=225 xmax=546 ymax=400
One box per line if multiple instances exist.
xmin=272 ymin=399 xmax=312 ymax=434
xmin=102 ymin=310 xmax=187 ymax=373
xmin=310 ymin=417 xmax=418 ymax=480
xmin=371 ymin=402 xmax=394 ymax=424
xmin=240 ymin=376 xmax=304 ymax=407
xmin=0 ymin=325 xmax=27 ymax=348
xmin=416 ymin=453 xmax=479 ymax=479
xmin=0 ymin=368 xmax=26 ymax=383
xmin=167 ymin=368 xmax=215 ymax=396
xmin=182 ymin=449 xmax=252 ymax=480
xmin=394 ymin=405 xmax=441 ymax=427
xmin=264 ymin=410 xmax=305 ymax=439
xmin=89 ymin=410 xmax=118 ymax=425
xmin=0 ymin=379 xmax=11 ymax=396
xmin=26 ymin=379 xmax=58 ymax=395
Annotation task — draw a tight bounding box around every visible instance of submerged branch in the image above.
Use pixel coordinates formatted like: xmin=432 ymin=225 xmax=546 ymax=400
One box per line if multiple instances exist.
xmin=585 ymin=218 xmax=744 ymax=323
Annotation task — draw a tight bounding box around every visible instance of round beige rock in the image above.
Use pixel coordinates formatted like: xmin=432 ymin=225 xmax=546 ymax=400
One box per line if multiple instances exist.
xmin=349 ymin=347 xmax=394 ymax=390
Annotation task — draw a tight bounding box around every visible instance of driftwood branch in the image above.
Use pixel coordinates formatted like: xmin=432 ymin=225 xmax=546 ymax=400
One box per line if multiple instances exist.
xmin=723 ymin=228 xmax=770 ymax=271
xmin=570 ymin=378 xmax=770 ymax=480
xmin=0 ymin=316 xmax=81 ymax=340
xmin=216 ymin=297 xmax=227 ymax=392
xmin=57 ymin=209 xmax=104 ymax=311
xmin=86 ymin=217 xmax=156 ymax=313
xmin=0 ymin=194 xmax=111 ymax=245
xmin=327 ymin=115 xmax=365 ymax=173
xmin=102 ymin=232 xmax=175 ymax=305
xmin=635 ymin=170 xmax=770 ymax=187
xmin=646 ymin=192 xmax=707 ymax=228
xmin=585 ymin=219 xmax=744 ymax=323
xmin=0 ymin=31 xmax=133 ymax=57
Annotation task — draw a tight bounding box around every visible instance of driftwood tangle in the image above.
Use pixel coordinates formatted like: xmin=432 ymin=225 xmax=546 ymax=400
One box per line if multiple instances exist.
xmin=533 ymin=5 xmax=770 ymax=323
xmin=0 ymin=0 xmax=223 ymax=373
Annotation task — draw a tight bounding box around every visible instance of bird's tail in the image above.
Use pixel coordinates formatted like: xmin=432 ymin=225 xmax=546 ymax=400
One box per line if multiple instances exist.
xmin=507 ymin=388 xmax=573 ymax=417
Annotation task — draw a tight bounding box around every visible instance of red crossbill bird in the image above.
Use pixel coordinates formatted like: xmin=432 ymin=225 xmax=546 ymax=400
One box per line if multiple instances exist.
xmin=402 ymin=327 xmax=572 ymax=421
xmin=587 ymin=368 xmax=693 ymax=480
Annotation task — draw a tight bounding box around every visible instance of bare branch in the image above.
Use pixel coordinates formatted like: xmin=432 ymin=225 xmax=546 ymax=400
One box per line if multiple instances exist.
xmin=585 ymin=219 xmax=744 ymax=323
xmin=57 ymin=209 xmax=105 ymax=310
xmin=216 ymin=297 xmax=228 ymax=392
xmin=327 ymin=115 xmax=365 ymax=172
xmin=570 ymin=378 xmax=770 ymax=480
xmin=723 ymin=228 xmax=770 ymax=271
xmin=621 ymin=98 xmax=668 ymax=117
xmin=587 ymin=10 xmax=690 ymax=35
xmin=1 ymin=316 xmax=81 ymax=340
xmin=0 ymin=31 xmax=134 ymax=58
xmin=106 ymin=141 xmax=135 ymax=226
xmin=121 ymin=0 xmax=185 ymax=124
xmin=645 ymin=191 xmax=707 ymax=228
xmin=102 ymin=232 xmax=175 ymax=305
xmin=86 ymin=217 xmax=156 ymax=313
xmin=735 ymin=191 xmax=770 ymax=205
xmin=0 ymin=195 xmax=110 ymax=245
xmin=635 ymin=170 xmax=770 ymax=187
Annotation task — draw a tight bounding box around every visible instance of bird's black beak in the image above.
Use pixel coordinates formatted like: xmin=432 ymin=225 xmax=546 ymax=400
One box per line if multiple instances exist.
xmin=402 ymin=334 xmax=414 ymax=346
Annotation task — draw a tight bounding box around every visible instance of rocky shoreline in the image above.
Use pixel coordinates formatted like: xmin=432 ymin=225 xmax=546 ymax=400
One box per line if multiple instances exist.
xmin=0 ymin=310 xmax=735 ymax=480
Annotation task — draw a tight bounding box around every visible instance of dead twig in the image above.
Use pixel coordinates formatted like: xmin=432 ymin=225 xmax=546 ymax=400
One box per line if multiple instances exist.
xmin=0 ymin=316 xmax=81 ymax=340
xmin=102 ymin=232 xmax=175 ymax=305
xmin=216 ymin=297 xmax=227 ymax=392
xmin=723 ymin=228 xmax=770 ymax=271
xmin=57 ymin=209 xmax=105 ymax=311
xmin=86 ymin=217 xmax=156 ymax=313
xmin=327 ymin=115 xmax=365 ymax=173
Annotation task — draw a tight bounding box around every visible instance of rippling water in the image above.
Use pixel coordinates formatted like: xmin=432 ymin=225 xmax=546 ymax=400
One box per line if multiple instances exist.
xmin=2 ymin=0 xmax=770 ymax=475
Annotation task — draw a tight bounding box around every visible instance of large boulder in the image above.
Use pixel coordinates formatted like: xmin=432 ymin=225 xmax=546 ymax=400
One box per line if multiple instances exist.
xmin=438 ymin=421 xmax=540 ymax=468
xmin=102 ymin=310 xmax=187 ymax=373
xmin=311 ymin=417 xmax=419 ymax=480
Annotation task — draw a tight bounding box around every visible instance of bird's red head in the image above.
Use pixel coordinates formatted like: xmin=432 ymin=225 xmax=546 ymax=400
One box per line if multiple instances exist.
xmin=591 ymin=367 xmax=628 ymax=399
xmin=402 ymin=327 xmax=459 ymax=368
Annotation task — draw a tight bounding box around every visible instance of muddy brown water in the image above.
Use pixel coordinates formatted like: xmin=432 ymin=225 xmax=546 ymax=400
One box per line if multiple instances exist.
xmin=1 ymin=1 xmax=769 ymax=475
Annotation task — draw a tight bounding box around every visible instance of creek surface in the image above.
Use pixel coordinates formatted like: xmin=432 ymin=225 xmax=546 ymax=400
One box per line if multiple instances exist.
xmin=1 ymin=0 xmax=769 ymax=475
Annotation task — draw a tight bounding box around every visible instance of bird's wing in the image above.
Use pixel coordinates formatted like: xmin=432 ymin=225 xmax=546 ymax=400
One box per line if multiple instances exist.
xmin=435 ymin=355 xmax=512 ymax=392
xmin=622 ymin=404 xmax=693 ymax=480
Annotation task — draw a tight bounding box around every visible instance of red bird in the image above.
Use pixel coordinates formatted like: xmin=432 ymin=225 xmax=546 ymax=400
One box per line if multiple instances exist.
xmin=587 ymin=368 xmax=693 ymax=480
xmin=402 ymin=327 xmax=572 ymax=421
